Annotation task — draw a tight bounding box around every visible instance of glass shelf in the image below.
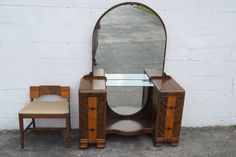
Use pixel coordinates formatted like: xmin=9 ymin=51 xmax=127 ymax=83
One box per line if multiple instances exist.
xmin=105 ymin=74 xmax=153 ymax=87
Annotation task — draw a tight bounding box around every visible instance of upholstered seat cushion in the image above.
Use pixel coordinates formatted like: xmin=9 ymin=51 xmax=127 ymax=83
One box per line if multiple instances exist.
xmin=19 ymin=101 xmax=69 ymax=115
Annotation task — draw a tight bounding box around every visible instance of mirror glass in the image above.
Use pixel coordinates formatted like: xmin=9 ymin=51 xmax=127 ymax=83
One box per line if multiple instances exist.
xmin=93 ymin=4 xmax=166 ymax=115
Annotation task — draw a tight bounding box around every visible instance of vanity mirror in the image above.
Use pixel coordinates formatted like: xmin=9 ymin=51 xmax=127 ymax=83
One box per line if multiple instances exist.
xmin=94 ymin=3 xmax=166 ymax=115
xmin=79 ymin=2 xmax=185 ymax=149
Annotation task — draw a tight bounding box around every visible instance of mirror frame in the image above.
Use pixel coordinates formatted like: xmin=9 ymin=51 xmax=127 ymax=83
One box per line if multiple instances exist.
xmin=92 ymin=2 xmax=167 ymax=76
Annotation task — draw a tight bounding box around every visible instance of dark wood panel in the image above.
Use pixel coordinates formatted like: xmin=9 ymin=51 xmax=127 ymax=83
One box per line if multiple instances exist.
xmin=97 ymin=96 xmax=106 ymax=139
xmin=39 ymin=86 xmax=61 ymax=96
xmin=79 ymin=96 xmax=88 ymax=141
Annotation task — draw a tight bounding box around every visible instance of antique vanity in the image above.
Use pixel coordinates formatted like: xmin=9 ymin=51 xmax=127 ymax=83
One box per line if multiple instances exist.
xmin=79 ymin=2 xmax=185 ymax=148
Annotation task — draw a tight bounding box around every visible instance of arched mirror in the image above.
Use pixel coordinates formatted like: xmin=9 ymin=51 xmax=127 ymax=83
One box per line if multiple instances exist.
xmin=92 ymin=2 xmax=167 ymax=115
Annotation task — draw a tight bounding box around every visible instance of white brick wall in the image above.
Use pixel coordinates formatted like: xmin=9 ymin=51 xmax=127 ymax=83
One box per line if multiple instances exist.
xmin=0 ymin=0 xmax=236 ymax=129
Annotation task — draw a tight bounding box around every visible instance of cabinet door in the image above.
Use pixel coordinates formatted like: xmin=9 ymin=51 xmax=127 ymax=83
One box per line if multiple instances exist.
xmin=155 ymin=92 xmax=185 ymax=146
xmin=79 ymin=94 xmax=106 ymax=148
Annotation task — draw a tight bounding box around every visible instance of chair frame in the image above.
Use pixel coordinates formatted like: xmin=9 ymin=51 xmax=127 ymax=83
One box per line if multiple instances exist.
xmin=18 ymin=86 xmax=71 ymax=149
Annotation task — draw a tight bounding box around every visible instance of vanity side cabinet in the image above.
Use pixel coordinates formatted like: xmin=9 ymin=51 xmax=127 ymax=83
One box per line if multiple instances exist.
xmin=79 ymin=78 xmax=107 ymax=148
xmin=151 ymin=77 xmax=185 ymax=147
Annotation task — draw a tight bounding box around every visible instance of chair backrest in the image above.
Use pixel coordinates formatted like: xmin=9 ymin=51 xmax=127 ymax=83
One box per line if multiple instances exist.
xmin=30 ymin=86 xmax=70 ymax=101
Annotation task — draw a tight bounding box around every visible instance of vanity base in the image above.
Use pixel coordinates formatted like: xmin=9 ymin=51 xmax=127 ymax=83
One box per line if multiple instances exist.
xmin=78 ymin=71 xmax=185 ymax=148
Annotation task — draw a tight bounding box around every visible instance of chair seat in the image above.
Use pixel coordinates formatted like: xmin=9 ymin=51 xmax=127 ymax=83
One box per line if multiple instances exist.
xmin=19 ymin=101 xmax=69 ymax=115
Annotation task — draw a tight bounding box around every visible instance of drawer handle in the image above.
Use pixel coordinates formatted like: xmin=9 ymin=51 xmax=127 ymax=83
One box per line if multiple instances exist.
xmin=168 ymin=106 xmax=175 ymax=110
xmin=89 ymin=128 xmax=96 ymax=132
xmin=89 ymin=107 xmax=97 ymax=110
xmin=165 ymin=128 xmax=172 ymax=131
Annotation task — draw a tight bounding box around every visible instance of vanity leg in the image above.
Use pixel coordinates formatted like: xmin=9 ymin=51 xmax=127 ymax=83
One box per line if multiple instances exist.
xmin=154 ymin=138 xmax=164 ymax=147
xmin=171 ymin=137 xmax=179 ymax=146
xmin=79 ymin=139 xmax=88 ymax=149
xmin=96 ymin=139 xmax=105 ymax=148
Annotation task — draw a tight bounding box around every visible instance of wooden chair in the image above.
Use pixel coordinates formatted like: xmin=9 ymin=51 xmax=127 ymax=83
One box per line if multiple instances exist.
xmin=18 ymin=86 xmax=71 ymax=149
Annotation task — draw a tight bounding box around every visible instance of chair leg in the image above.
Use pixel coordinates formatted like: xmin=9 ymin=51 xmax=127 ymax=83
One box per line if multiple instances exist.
xmin=32 ymin=118 xmax=36 ymax=129
xmin=65 ymin=115 xmax=71 ymax=147
xmin=19 ymin=115 xmax=24 ymax=149
xmin=69 ymin=114 xmax=71 ymax=132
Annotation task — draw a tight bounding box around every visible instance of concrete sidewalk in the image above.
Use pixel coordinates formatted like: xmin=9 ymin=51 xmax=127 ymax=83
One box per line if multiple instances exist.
xmin=0 ymin=126 xmax=236 ymax=157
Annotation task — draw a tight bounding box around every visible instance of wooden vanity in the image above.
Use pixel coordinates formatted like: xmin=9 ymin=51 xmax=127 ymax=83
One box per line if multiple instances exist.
xmin=79 ymin=69 xmax=185 ymax=148
xmin=78 ymin=2 xmax=185 ymax=148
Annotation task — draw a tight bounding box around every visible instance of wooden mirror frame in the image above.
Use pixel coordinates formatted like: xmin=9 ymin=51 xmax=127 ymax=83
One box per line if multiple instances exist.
xmin=91 ymin=2 xmax=168 ymax=76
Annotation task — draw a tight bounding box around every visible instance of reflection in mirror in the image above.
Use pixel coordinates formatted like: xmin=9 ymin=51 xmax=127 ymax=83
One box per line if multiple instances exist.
xmin=107 ymin=87 xmax=143 ymax=115
xmin=93 ymin=4 xmax=166 ymax=115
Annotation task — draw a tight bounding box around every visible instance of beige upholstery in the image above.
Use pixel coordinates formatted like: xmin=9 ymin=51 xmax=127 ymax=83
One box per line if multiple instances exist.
xmin=19 ymin=101 xmax=69 ymax=114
